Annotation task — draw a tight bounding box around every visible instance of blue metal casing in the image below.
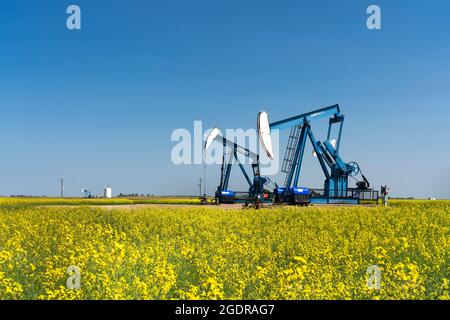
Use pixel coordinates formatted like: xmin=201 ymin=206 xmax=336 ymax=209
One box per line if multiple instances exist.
xmin=221 ymin=190 xmax=234 ymax=197
xmin=290 ymin=187 xmax=309 ymax=195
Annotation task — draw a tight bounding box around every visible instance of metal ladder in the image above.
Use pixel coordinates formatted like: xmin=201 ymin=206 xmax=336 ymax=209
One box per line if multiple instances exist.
xmin=281 ymin=125 xmax=302 ymax=187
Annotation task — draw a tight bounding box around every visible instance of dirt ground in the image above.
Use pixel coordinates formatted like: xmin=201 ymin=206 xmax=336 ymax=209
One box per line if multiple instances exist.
xmin=43 ymin=203 xmax=376 ymax=210
xmin=101 ymin=203 xmax=253 ymax=210
xmin=42 ymin=203 xmax=247 ymax=210
xmin=111 ymin=203 xmax=367 ymax=210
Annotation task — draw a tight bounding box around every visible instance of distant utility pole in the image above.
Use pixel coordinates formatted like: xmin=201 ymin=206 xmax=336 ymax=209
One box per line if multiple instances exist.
xmin=203 ymin=163 xmax=206 ymax=197
xmin=60 ymin=178 xmax=64 ymax=198
xmin=198 ymin=178 xmax=202 ymax=197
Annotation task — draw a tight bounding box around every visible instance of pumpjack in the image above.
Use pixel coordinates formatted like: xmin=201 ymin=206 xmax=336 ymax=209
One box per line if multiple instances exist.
xmin=81 ymin=188 xmax=92 ymax=198
xmin=260 ymin=104 xmax=378 ymax=205
xmin=205 ymin=128 xmax=275 ymax=208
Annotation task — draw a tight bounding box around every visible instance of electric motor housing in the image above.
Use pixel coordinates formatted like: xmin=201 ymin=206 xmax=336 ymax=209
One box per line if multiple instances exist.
xmin=274 ymin=187 xmax=287 ymax=204
xmin=289 ymin=187 xmax=310 ymax=205
xmin=217 ymin=190 xmax=235 ymax=204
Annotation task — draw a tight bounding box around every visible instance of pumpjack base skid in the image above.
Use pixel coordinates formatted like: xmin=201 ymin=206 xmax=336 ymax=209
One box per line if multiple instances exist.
xmin=273 ymin=186 xmax=378 ymax=206
xmin=310 ymin=197 xmax=360 ymax=205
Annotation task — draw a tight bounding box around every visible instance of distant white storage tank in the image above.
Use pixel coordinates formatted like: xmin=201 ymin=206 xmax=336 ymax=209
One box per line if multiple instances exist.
xmin=104 ymin=187 xmax=112 ymax=199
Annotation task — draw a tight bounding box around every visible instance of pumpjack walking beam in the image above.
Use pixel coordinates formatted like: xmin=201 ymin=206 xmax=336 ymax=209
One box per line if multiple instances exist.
xmin=270 ymin=104 xmax=341 ymax=130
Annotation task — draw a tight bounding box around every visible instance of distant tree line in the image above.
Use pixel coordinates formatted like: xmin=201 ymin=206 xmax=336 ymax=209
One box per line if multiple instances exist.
xmin=117 ymin=193 xmax=153 ymax=197
xmin=9 ymin=195 xmax=48 ymax=198
xmin=390 ymin=197 xmax=415 ymax=200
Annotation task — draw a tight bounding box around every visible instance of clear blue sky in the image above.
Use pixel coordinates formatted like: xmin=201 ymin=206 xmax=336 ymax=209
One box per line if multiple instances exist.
xmin=1 ymin=0 xmax=449 ymax=198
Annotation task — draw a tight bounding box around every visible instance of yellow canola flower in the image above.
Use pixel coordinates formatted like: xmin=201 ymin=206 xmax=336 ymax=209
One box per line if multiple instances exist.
xmin=0 ymin=199 xmax=447 ymax=300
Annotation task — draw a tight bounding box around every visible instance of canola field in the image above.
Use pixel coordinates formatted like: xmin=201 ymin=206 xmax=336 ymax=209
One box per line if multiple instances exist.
xmin=0 ymin=196 xmax=199 ymax=207
xmin=0 ymin=199 xmax=448 ymax=300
